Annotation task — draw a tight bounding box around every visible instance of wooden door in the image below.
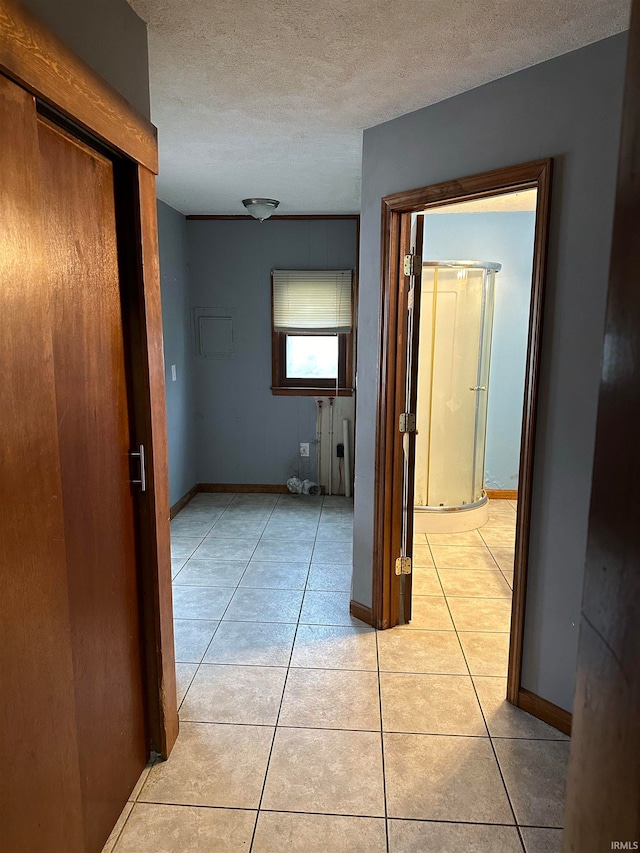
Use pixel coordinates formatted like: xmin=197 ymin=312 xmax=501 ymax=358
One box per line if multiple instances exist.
xmin=397 ymin=213 xmax=424 ymax=623
xmin=0 ymin=74 xmax=86 ymax=853
xmin=0 ymin=75 xmax=148 ymax=852
xmin=563 ymin=0 xmax=640 ymax=846
xmin=38 ymin=116 xmax=148 ymax=851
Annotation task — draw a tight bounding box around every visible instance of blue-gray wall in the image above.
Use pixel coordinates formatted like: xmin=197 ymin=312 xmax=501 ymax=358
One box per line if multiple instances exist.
xmin=354 ymin=33 xmax=628 ymax=712
xmin=157 ymin=201 xmax=198 ymax=505
xmin=187 ymin=219 xmax=358 ymax=485
xmin=21 ymin=0 xmax=150 ymax=118
xmin=424 ymin=210 xmax=536 ymax=490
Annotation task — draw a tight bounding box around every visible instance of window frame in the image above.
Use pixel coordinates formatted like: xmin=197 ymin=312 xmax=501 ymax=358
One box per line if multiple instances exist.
xmin=270 ymin=271 xmax=355 ymax=396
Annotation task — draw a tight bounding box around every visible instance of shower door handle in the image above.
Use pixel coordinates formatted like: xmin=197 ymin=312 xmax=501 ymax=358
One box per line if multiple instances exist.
xmin=469 ymin=386 xmax=487 ymax=392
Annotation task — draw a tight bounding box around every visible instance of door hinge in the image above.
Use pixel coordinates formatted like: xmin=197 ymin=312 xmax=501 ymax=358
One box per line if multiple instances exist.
xmin=399 ymin=412 xmax=416 ymax=433
xmin=403 ymin=253 xmax=421 ymax=277
xmin=395 ymin=556 xmax=412 ymax=575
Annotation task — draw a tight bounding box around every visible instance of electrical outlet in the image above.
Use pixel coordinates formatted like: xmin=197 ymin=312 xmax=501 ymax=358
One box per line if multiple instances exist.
xmin=299 ymin=442 xmax=310 ymax=457
xmin=171 ymin=364 xmax=177 ymax=382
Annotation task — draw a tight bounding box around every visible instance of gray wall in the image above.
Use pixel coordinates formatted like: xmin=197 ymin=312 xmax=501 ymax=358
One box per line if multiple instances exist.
xmin=157 ymin=201 xmax=198 ymax=506
xmin=355 ymin=34 xmax=628 ymax=712
xmin=21 ymin=0 xmax=150 ymax=118
xmin=187 ymin=219 xmax=358 ymax=485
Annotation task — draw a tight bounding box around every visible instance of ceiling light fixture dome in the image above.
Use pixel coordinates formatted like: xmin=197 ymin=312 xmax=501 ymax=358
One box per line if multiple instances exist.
xmin=242 ymin=197 xmax=280 ymax=221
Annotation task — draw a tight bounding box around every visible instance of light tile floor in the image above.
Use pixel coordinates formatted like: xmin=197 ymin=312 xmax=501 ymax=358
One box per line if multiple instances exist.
xmin=105 ymin=495 xmax=568 ymax=853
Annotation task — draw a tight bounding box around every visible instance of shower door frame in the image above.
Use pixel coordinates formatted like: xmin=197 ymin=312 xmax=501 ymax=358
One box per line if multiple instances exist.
xmin=371 ymin=158 xmax=554 ymax=716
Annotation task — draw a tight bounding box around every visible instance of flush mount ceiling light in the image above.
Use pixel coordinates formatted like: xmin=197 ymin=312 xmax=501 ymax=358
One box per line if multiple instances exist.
xmin=242 ymin=198 xmax=280 ymax=221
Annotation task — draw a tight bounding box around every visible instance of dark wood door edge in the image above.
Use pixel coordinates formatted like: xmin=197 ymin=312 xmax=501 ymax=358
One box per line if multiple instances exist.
xmin=0 ymin=0 xmax=157 ymax=172
xmin=518 ymin=687 xmax=572 ymax=736
xmin=131 ymin=166 xmax=177 ymax=758
xmin=373 ymin=160 xmax=554 ymax=715
xmin=349 ymin=599 xmax=374 ymax=627
xmin=564 ymin=5 xmax=640 ymax=845
xmin=170 ymin=485 xmax=199 ymax=519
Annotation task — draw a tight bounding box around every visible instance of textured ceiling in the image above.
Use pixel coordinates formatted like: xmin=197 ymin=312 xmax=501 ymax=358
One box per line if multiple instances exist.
xmin=129 ymin=0 xmax=629 ymax=215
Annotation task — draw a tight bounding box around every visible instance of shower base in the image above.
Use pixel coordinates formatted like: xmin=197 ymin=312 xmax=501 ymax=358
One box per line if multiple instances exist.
xmin=414 ymin=492 xmax=489 ymax=534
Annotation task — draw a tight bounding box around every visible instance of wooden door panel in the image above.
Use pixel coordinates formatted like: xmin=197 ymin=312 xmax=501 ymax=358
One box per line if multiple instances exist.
xmin=402 ymin=214 xmax=424 ymax=623
xmin=37 ymin=118 xmax=148 ymax=852
xmin=0 ymin=77 xmax=85 ymax=853
xmin=563 ymin=0 xmax=640 ymax=845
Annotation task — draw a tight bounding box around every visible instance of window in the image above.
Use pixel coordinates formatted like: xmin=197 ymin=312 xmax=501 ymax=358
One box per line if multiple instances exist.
xmin=271 ymin=269 xmax=354 ymax=395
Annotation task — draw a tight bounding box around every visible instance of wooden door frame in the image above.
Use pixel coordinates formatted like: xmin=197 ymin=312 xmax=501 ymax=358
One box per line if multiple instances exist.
xmin=0 ymin=0 xmax=177 ymax=757
xmin=373 ymin=158 xmax=553 ymax=712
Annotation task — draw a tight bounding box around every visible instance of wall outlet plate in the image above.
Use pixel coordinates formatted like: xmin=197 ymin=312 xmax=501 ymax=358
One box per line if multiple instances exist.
xmin=300 ymin=442 xmax=310 ymax=457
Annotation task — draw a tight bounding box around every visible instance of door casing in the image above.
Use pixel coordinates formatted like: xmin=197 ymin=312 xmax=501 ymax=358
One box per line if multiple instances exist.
xmin=372 ymin=159 xmax=556 ymax=719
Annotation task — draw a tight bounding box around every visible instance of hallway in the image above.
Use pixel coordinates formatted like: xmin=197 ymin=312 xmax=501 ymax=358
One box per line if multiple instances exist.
xmin=104 ymin=494 xmax=569 ymax=852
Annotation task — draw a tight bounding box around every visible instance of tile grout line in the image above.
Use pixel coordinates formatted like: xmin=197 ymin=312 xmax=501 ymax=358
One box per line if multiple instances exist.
xmin=140 ymin=494 xmax=259 ymax=805
xmin=428 ymin=531 xmax=526 ymax=850
xmin=170 ymin=497 xmax=236 ymax=576
xmin=189 ymin=496 xmax=282 ymax=684
xmin=170 ymin=494 xmax=238 ymax=582
xmin=109 ymin=801 xmax=137 ymax=852
xmin=125 ymin=797 xmax=559 ymax=828
xmin=167 ymin=716 xmax=568 ymax=741
xmin=374 ymin=629 xmax=391 ymax=853
xmin=247 ymin=496 xmax=323 ymax=852
xmin=468 ymin=671 xmax=528 ymax=851
xmin=450 ymin=591 xmax=525 ymax=849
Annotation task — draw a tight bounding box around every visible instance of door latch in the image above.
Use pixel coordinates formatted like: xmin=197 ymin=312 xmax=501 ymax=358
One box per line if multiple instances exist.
xmin=399 ymin=413 xmax=416 ymax=433
xmin=129 ymin=444 xmax=147 ymax=492
xmin=395 ymin=556 xmax=412 ymax=575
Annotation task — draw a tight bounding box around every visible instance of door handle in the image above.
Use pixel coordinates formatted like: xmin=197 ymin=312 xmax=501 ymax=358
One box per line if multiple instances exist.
xmin=469 ymin=386 xmax=487 ymax=392
xmin=129 ymin=444 xmax=146 ymax=492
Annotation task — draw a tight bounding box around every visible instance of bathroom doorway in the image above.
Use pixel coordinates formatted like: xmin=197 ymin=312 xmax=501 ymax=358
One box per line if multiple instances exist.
xmin=372 ymin=161 xmax=565 ymax=727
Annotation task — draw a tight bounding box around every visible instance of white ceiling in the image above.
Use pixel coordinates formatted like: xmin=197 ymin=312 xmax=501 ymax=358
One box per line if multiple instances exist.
xmin=129 ymin=0 xmax=629 ymax=215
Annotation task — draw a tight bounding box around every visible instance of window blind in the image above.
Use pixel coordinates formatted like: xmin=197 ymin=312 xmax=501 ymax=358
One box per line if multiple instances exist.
xmin=272 ymin=269 xmax=353 ymax=333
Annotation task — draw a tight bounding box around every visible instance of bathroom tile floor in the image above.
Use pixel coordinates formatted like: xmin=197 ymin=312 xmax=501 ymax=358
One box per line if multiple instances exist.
xmin=104 ymin=495 xmax=569 ymax=853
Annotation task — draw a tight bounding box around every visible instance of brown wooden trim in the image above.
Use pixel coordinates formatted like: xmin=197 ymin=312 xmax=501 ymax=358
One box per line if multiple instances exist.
xmin=186 ymin=214 xmax=360 ymax=221
xmin=271 ymin=387 xmax=354 ymax=397
xmin=170 ymin=484 xmax=199 ymax=519
xmin=131 ymin=166 xmax=178 ymax=759
xmin=486 ymin=489 xmax=518 ymax=500
xmin=349 ymin=599 xmax=373 ymax=627
xmin=199 ymin=483 xmax=290 ymax=494
xmin=372 ymin=194 xmax=402 ymax=629
xmin=373 ymin=160 xmax=554 ymax=709
xmin=380 ymin=160 xmax=548 ymax=213
xmin=506 ymin=160 xmax=553 ymax=706
xmin=518 ymin=688 xmax=572 ymax=736
xmin=0 ymin=0 xmax=158 ymax=172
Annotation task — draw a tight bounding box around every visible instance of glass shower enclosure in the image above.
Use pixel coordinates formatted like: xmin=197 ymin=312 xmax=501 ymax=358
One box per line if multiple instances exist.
xmin=414 ymin=261 xmax=501 ymax=533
